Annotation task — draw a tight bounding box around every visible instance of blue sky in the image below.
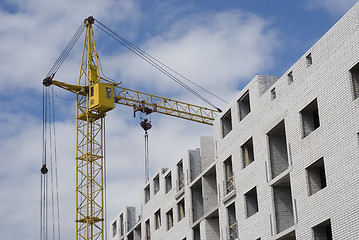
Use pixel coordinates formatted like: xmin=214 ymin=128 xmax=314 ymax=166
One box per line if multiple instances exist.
xmin=0 ymin=0 xmax=358 ymax=239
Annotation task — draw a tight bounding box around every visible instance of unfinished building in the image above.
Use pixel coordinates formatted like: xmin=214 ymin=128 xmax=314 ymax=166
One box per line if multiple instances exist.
xmin=111 ymin=2 xmax=359 ymax=240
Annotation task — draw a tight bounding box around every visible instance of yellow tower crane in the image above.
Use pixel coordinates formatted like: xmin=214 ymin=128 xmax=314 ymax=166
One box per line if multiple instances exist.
xmin=43 ymin=16 xmax=220 ymax=240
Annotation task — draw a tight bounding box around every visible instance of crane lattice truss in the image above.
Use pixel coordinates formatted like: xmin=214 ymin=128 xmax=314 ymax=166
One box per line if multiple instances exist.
xmin=43 ymin=16 xmax=220 ymax=240
xmin=76 ymin=18 xmax=104 ymax=240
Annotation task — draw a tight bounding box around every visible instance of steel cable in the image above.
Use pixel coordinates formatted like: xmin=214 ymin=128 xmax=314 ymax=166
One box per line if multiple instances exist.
xmin=103 ymin=117 xmax=108 ymax=240
xmin=94 ymin=20 xmax=223 ymax=111
xmin=46 ymin=23 xmax=85 ymax=78
xmin=144 ymin=131 xmax=149 ymax=182
xmin=41 ymin=85 xmax=61 ymax=240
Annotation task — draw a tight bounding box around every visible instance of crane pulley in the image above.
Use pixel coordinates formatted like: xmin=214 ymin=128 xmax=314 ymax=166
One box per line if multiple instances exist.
xmin=42 ymin=16 xmax=221 ymax=240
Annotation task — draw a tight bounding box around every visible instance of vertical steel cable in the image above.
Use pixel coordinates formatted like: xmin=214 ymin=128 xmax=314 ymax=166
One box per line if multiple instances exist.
xmin=103 ymin=117 xmax=108 ymax=240
xmin=41 ymin=86 xmax=61 ymax=240
xmin=144 ymin=131 xmax=149 ymax=182
xmin=49 ymin=87 xmax=55 ymax=240
xmin=41 ymin=20 xmax=85 ymax=240
xmin=51 ymin=87 xmax=61 ymax=240
xmin=41 ymin=85 xmax=48 ymax=240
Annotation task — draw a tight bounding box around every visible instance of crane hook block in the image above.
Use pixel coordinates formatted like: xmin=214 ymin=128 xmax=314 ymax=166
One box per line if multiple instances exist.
xmin=43 ymin=76 xmax=53 ymax=87
xmin=140 ymin=119 xmax=152 ymax=131
xmin=41 ymin=164 xmax=48 ymax=174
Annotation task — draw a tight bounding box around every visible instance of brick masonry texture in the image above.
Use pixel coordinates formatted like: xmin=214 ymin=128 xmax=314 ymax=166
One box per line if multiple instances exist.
xmin=111 ymin=2 xmax=359 ymax=239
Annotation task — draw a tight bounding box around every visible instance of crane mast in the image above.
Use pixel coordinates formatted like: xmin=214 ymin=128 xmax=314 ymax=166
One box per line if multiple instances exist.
xmin=75 ymin=16 xmax=106 ymax=240
xmin=43 ymin=16 xmax=220 ymax=240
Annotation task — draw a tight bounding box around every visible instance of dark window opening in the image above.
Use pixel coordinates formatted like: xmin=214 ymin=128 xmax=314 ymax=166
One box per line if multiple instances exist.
xmin=145 ymin=220 xmax=151 ymax=240
xmin=242 ymin=138 xmax=254 ymax=168
xmin=166 ymin=209 xmax=173 ymax=230
xmin=227 ymin=203 xmax=238 ymax=240
xmin=178 ymin=199 xmax=185 ymax=221
xmin=193 ymin=226 xmax=200 ymax=240
xmin=155 ymin=209 xmax=161 ymax=230
xmin=350 ymin=62 xmax=359 ymax=99
xmin=273 ymin=176 xmax=294 ymax=233
xmin=238 ymin=91 xmax=251 ymax=120
xmin=106 ymin=87 xmax=111 ymax=99
xmin=154 ymin=174 xmax=160 ymax=195
xmin=177 ymin=161 xmax=184 ymax=191
xmin=112 ymin=221 xmax=117 ymax=237
xmin=288 ymin=71 xmax=293 ymax=84
xmin=271 ymin=88 xmax=276 ymax=100
xmin=277 ymin=230 xmax=296 ymax=240
xmin=245 ymin=187 xmax=259 ymax=218
xmin=313 ymin=219 xmax=332 ymax=240
xmin=165 ymin=172 xmax=172 ymax=193
xmin=307 ymin=158 xmax=327 ymax=196
xmin=301 ymin=99 xmax=320 ymax=138
xmin=221 ymin=110 xmax=232 ymax=137
xmin=144 ymin=185 xmax=150 ymax=203
xmin=120 ymin=214 xmax=124 ymax=236
xmin=224 ymin=156 xmax=234 ymax=194
xmin=306 ymin=53 xmax=312 ymax=67
xmin=267 ymin=121 xmax=289 ymax=179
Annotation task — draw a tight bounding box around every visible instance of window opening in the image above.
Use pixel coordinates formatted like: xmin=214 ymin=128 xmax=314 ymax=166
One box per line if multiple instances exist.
xmin=349 ymin=62 xmax=359 ymax=99
xmin=227 ymin=203 xmax=238 ymax=240
xmin=238 ymin=91 xmax=251 ymax=120
xmin=166 ymin=209 xmax=173 ymax=230
xmin=245 ymin=187 xmax=259 ymax=218
xmin=120 ymin=214 xmax=124 ymax=236
xmin=273 ymin=176 xmax=294 ymax=234
xmin=221 ymin=110 xmax=232 ymax=137
xmin=288 ymin=71 xmax=293 ymax=84
xmin=312 ymin=219 xmax=332 ymax=240
xmin=165 ymin=172 xmax=172 ymax=193
xmin=271 ymin=88 xmax=276 ymax=100
xmin=178 ymin=198 xmax=185 ymax=221
xmin=306 ymin=53 xmax=312 ymax=67
xmin=267 ymin=121 xmax=289 ymax=179
xmin=307 ymin=158 xmax=327 ymax=196
xmin=144 ymin=185 xmax=150 ymax=203
xmin=106 ymin=87 xmax=111 ymax=99
xmin=112 ymin=220 xmax=117 ymax=237
xmin=301 ymin=99 xmax=320 ymax=138
xmin=177 ymin=161 xmax=184 ymax=191
xmin=145 ymin=220 xmax=151 ymax=240
xmin=154 ymin=174 xmax=160 ymax=195
xmin=224 ymin=156 xmax=234 ymax=194
xmin=193 ymin=226 xmax=201 ymax=240
xmin=191 ymin=182 xmax=204 ymax=222
xmin=242 ymin=138 xmax=254 ymax=168
xmin=277 ymin=230 xmax=296 ymax=240
xmin=155 ymin=209 xmax=161 ymax=230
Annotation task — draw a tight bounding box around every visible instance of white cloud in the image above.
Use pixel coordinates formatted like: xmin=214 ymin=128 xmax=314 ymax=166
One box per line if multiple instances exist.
xmin=0 ymin=109 xmax=76 ymax=239
xmin=0 ymin=1 xmax=281 ymax=239
xmin=104 ymin=10 xmax=279 ymax=106
xmin=306 ymin=0 xmax=358 ymax=16
xmin=0 ymin=0 xmax=141 ymax=93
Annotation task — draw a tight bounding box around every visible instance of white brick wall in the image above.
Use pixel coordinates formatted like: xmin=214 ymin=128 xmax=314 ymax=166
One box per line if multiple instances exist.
xmin=111 ymin=2 xmax=359 ymax=239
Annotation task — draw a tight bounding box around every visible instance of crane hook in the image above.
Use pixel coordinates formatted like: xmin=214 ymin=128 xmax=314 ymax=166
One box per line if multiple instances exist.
xmin=140 ymin=118 xmax=152 ymax=131
xmin=41 ymin=164 xmax=48 ymax=175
